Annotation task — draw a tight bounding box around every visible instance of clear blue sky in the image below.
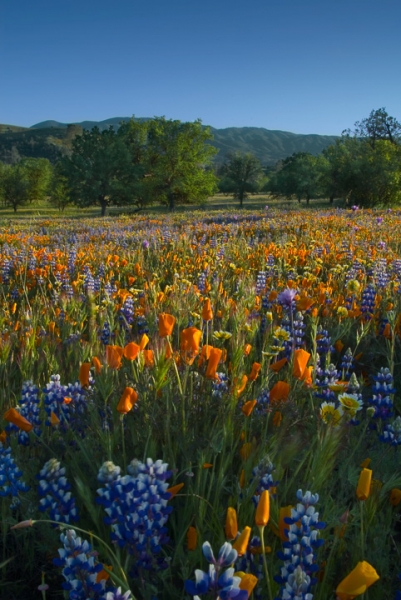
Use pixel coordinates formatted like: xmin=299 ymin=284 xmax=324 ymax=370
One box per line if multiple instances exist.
xmin=1 ymin=0 xmax=400 ymax=135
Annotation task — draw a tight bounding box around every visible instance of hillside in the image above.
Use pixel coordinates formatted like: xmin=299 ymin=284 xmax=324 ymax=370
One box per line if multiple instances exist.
xmin=0 ymin=117 xmax=338 ymax=165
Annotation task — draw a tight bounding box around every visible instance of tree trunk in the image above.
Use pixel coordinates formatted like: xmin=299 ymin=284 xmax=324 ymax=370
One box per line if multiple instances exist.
xmin=168 ymin=192 xmax=175 ymax=212
xmin=306 ymin=195 xmax=310 ymax=205
xmin=99 ymin=195 xmax=107 ymax=217
xmin=329 ymin=194 xmax=334 ymax=204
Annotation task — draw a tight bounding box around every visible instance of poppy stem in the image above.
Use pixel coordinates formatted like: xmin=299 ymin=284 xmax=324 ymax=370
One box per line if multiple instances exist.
xmin=360 ymin=501 xmax=365 ymax=558
xmin=167 ymin=337 xmax=183 ymax=397
xmin=121 ymin=415 xmax=127 ymax=472
xmin=258 ymin=525 xmax=273 ymax=600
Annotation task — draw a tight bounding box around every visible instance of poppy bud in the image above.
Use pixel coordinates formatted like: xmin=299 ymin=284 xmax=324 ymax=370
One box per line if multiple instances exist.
xmin=255 ymin=490 xmax=270 ymax=527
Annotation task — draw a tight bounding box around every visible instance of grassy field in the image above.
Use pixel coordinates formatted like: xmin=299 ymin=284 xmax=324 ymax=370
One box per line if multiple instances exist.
xmin=0 ymin=205 xmax=399 ymax=600
xmin=0 ymin=194 xmax=342 ymax=222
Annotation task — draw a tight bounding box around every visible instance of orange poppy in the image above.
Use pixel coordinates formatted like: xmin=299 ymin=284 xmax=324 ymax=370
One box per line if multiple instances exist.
xmin=241 ymin=400 xmax=257 ymax=417
xmin=225 ymin=507 xmax=238 ymax=540
xmin=139 ymin=334 xmax=149 ymax=350
xmin=116 ymin=387 xmax=138 ymax=414
xmin=50 ymin=411 xmax=60 ymax=426
xmin=123 ymin=342 xmax=140 ymax=361
xmin=167 ymin=483 xmax=184 ymax=498
xmin=202 ymin=298 xmax=213 ymax=321
xmin=187 ymin=526 xmax=197 ymax=551
xmin=180 ymin=327 xmax=202 ymax=364
xmin=255 ymin=490 xmax=270 ymax=527
xmin=293 ymin=349 xmax=310 ymax=379
xmin=0 ymin=431 xmax=7 ymax=444
xmin=158 ymin=313 xmax=176 ymax=337
xmin=92 ymin=356 xmax=102 ymax=373
xmin=143 ymin=349 xmax=154 ymax=367
xmin=278 ymin=505 xmax=292 ymax=541
xmin=270 ymin=357 xmax=287 ymax=372
xmin=205 ymin=347 xmax=222 ymax=379
xmin=238 ymin=573 xmax=258 ymax=596
xmin=232 ymin=526 xmax=251 ymax=556
xmin=243 ymin=344 xmax=252 ymax=356
xmin=270 ymin=381 xmax=290 ymax=404
xmin=4 ymin=408 xmax=33 ymax=432
xmin=236 ymin=375 xmax=248 ymax=397
xmin=356 ymin=468 xmax=372 ymax=501
xmin=248 ymin=362 xmax=261 ymax=382
xmin=79 ymin=362 xmax=91 ymax=387
xmin=106 ymin=345 xmax=124 ymax=369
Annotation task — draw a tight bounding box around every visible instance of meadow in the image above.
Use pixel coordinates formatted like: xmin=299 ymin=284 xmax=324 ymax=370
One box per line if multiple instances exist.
xmin=0 ymin=205 xmax=400 ymax=600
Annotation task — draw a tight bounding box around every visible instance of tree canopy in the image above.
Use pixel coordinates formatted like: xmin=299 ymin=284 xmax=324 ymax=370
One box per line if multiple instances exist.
xmin=219 ymin=152 xmax=264 ymax=207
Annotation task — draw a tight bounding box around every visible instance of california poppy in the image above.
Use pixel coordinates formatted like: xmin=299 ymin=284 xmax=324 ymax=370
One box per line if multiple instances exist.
xmin=92 ymin=356 xmax=102 ymax=373
xmin=4 ymin=408 xmax=33 ymax=432
xmin=248 ymin=362 xmax=261 ymax=382
xmin=167 ymin=483 xmax=184 ymax=498
xmin=180 ymin=327 xmax=202 ymax=364
xmin=238 ymin=573 xmax=258 ymax=596
xmin=139 ymin=334 xmax=149 ymax=350
xmin=390 ymin=488 xmax=401 ymax=506
xmin=106 ymin=345 xmax=124 ymax=369
xmin=202 ymin=298 xmax=213 ymax=321
xmin=116 ymin=387 xmax=138 ymax=414
xmin=293 ymin=349 xmax=310 ymax=379
xmin=123 ymin=342 xmax=140 ymax=361
xmin=278 ymin=505 xmax=292 ymax=541
xmin=187 ymin=526 xmax=197 ymax=551
xmin=336 ymin=561 xmax=379 ymax=599
xmin=241 ymin=400 xmax=257 ymax=417
xmin=225 ymin=507 xmax=238 ymax=540
xmin=205 ymin=347 xmax=222 ymax=379
xmin=244 ymin=344 xmax=252 ymax=356
xmin=270 ymin=381 xmax=290 ymax=404
xmin=255 ymin=490 xmax=270 ymax=527
xmin=79 ymin=362 xmax=91 ymax=387
xmin=143 ymin=349 xmax=154 ymax=368
xmin=356 ymin=468 xmax=372 ymax=501
xmin=232 ymin=526 xmax=251 ymax=556
xmin=270 ymin=357 xmax=287 ymax=372
xmin=236 ymin=375 xmax=248 ymax=397
xmin=158 ymin=313 xmax=176 ymax=337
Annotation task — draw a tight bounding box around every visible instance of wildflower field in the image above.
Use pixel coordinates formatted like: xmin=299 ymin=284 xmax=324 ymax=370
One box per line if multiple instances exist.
xmin=0 ymin=207 xmax=401 ymax=600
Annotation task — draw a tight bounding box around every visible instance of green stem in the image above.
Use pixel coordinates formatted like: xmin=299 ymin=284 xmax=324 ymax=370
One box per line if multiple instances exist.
xmin=258 ymin=525 xmax=273 ymax=600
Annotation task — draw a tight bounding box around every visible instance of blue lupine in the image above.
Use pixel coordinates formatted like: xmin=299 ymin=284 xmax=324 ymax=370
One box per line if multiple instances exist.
xmin=53 ymin=529 xmax=124 ymax=600
xmin=381 ymin=416 xmax=401 ymax=445
xmin=212 ymin=374 xmax=229 ymax=399
xmin=274 ymin=490 xmax=325 ymax=600
xmin=252 ymin=457 xmax=278 ymax=506
xmin=96 ymin=458 xmax=173 ymax=576
xmin=37 ymin=458 xmax=79 ymax=524
xmin=43 ymin=374 xmax=91 ymax=435
xmin=368 ymin=367 xmax=395 ymax=422
xmin=5 ymin=381 xmax=41 ymax=446
xmin=101 ymin=321 xmax=112 ymax=346
xmin=185 ymin=542 xmax=248 ymax=599
xmin=0 ymin=442 xmax=30 ymax=507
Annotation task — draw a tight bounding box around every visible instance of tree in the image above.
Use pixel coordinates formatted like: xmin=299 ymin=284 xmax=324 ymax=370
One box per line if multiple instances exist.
xmin=0 ymin=163 xmax=31 ymax=212
xmin=144 ymin=118 xmax=218 ymax=211
xmin=47 ymin=163 xmax=72 ymax=212
xmin=220 ymin=152 xmax=264 ymax=207
xmin=60 ymin=126 xmax=139 ymax=216
xmin=344 ymin=107 xmax=401 ymax=146
xmin=267 ymin=152 xmax=326 ymax=204
xmin=20 ymin=158 xmax=53 ymax=204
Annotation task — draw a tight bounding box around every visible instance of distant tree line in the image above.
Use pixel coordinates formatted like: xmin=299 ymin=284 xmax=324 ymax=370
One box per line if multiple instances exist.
xmin=0 ymin=109 xmax=400 ymax=214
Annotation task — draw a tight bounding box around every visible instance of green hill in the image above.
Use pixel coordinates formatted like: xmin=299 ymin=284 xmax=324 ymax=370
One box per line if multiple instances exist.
xmin=0 ymin=117 xmax=338 ymax=165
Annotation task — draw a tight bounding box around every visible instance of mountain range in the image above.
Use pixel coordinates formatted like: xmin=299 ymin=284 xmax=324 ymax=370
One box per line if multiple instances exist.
xmin=0 ymin=117 xmax=339 ymax=166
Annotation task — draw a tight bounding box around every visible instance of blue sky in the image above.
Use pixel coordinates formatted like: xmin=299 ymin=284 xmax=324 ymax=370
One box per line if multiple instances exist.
xmin=1 ymin=0 xmax=400 ymax=135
